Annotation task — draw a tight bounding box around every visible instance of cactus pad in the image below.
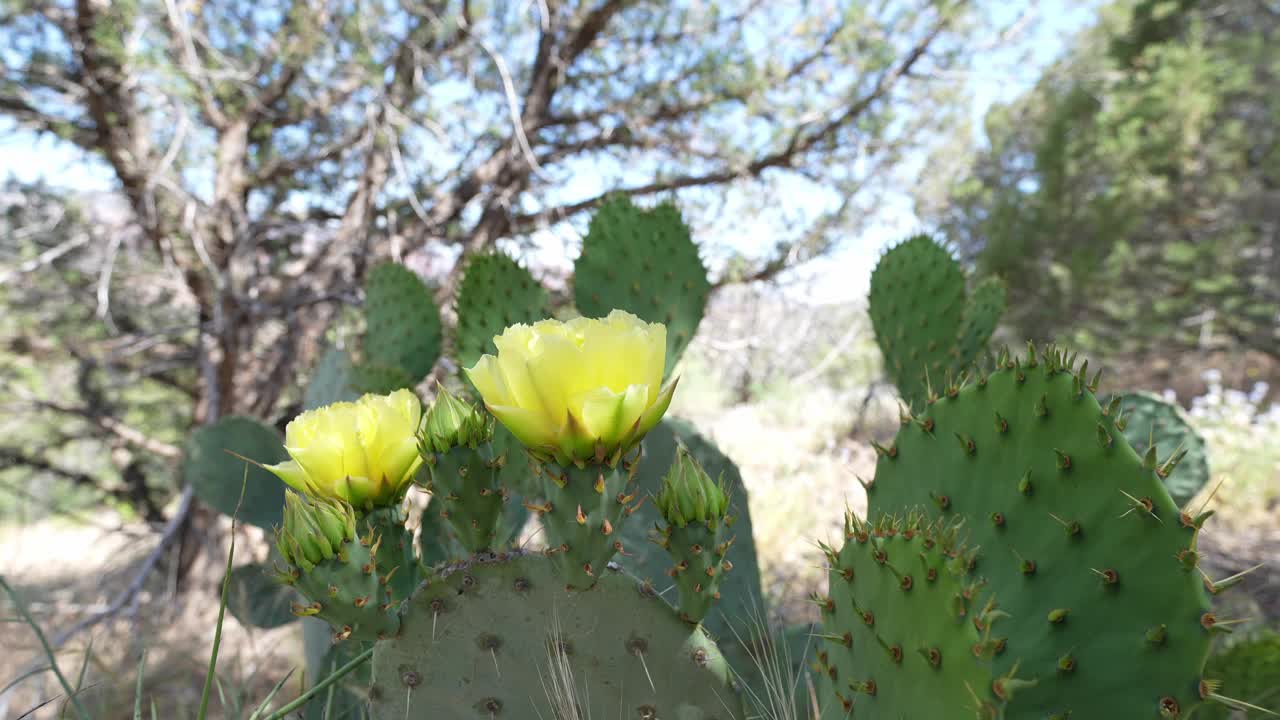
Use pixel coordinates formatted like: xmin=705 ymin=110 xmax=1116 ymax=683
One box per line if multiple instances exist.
xmin=529 ymin=456 xmax=641 ymax=590
xmin=454 ymin=253 xmax=548 ymax=370
xmin=862 ymin=346 xmax=1213 ymax=719
xmin=618 ymin=419 xmax=764 ymax=643
xmin=868 ymin=234 xmax=968 ymax=407
xmin=183 ymin=415 xmax=289 ymax=529
xmin=575 ymin=197 xmax=710 ymax=375
xmin=956 ymin=276 xmax=1007 ymax=368
xmin=421 ymin=444 xmax=510 ymax=554
xmin=1113 ymin=392 xmax=1210 ymax=508
xmin=303 ymin=347 xmax=359 ymax=409
xmin=818 ymin=512 xmax=1007 ymax=718
xmin=286 ymin=532 xmax=401 ymax=642
xmin=368 ymin=553 xmax=743 ymax=719
xmin=363 ymin=262 xmax=441 ymax=382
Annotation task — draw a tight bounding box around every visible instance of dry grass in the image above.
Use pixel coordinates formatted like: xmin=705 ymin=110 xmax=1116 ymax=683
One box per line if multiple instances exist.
xmin=0 ymin=516 xmax=301 ymax=719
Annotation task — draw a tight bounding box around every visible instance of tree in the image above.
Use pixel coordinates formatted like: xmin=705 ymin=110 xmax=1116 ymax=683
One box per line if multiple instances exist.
xmin=0 ymin=0 xmax=980 ymax=523
xmin=921 ymin=0 xmax=1280 ymax=365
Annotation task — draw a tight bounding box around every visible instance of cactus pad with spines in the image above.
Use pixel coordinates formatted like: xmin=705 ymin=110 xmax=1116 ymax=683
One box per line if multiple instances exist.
xmin=286 ymin=533 xmax=401 ymax=642
xmin=362 ymin=262 xmax=441 ymax=382
xmin=617 ymin=419 xmax=764 ymax=645
xmin=1113 ymin=391 xmax=1211 ymax=508
xmin=818 ymin=512 xmax=1008 ymax=719
xmin=956 ymin=276 xmax=1007 ymax=368
xmin=862 ymin=346 xmax=1213 ymax=719
xmin=655 ymin=447 xmax=734 ymax=624
xmin=868 ymin=234 xmax=968 ymax=407
xmin=420 ymin=444 xmax=510 ymax=554
xmin=529 ymin=455 xmax=642 ymax=590
xmin=454 ymin=253 xmax=548 ymax=369
xmin=368 ymin=553 xmax=743 ymax=719
xmin=575 ymin=196 xmax=710 ymax=375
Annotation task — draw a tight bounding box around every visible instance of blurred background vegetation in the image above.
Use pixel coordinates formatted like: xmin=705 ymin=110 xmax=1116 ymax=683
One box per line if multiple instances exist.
xmin=0 ymin=0 xmax=1276 ymax=716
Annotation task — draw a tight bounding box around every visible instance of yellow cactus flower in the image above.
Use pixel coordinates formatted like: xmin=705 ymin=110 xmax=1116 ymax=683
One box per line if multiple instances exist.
xmin=265 ymin=389 xmax=424 ymax=509
xmin=464 ymin=310 xmax=676 ymax=463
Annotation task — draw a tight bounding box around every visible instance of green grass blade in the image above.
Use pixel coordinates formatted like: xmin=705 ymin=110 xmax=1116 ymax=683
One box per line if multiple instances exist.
xmin=133 ymin=648 xmax=148 ymax=720
xmin=247 ymin=668 xmax=296 ymax=720
xmin=61 ymin=637 xmax=94 ymax=719
xmin=197 ymin=466 xmax=249 ymax=720
xmin=262 ymin=647 xmax=374 ymax=720
xmin=0 ymin=576 xmax=92 ymax=720
xmin=0 ymin=664 xmax=52 ymax=696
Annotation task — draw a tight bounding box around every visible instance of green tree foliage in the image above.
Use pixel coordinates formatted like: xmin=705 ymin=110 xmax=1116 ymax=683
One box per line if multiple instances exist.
xmin=922 ymin=0 xmax=1280 ymax=362
xmin=0 ymin=0 xmax=983 ymax=520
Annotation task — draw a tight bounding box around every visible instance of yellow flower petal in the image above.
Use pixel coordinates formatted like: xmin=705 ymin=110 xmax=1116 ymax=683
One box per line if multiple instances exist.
xmin=467 ymin=311 xmax=676 ymax=462
xmin=265 ymin=459 xmax=312 ymax=495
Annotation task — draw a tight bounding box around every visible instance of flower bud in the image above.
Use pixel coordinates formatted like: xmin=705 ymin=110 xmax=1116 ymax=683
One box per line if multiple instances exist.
xmin=265 ymin=389 xmax=424 ymax=510
xmin=420 ymin=384 xmax=492 ymax=454
xmin=279 ymin=491 xmax=356 ymax=573
xmin=656 ymin=448 xmax=728 ymax=528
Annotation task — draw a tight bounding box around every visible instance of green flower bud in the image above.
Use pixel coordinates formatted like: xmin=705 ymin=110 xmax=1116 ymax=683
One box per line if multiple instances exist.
xmin=419 ymin=384 xmax=493 ymax=454
xmin=279 ymin=491 xmax=357 ymax=573
xmin=656 ymin=448 xmax=729 ymax=528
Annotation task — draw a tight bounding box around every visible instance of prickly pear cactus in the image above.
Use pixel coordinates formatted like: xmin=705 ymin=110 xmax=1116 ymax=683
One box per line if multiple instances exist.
xmin=575 ymin=196 xmax=710 ymax=374
xmin=816 ymin=512 xmax=1007 ymax=718
xmin=1113 ymin=391 xmax=1211 ymax=508
xmin=868 ymin=234 xmax=1004 ymax=407
xmin=362 ymin=262 xmax=441 ymax=384
xmin=368 ymin=553 xmax=743 ymax=719
xmin=454 ymin=253 xmax=548 ymax=369
xmin=838 ymin=346 xmax=1215 ymax=719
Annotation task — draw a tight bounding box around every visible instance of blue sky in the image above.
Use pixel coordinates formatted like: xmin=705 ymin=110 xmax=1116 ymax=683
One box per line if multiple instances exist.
xmin=1 ymin=1 xmax=1102 ymax=303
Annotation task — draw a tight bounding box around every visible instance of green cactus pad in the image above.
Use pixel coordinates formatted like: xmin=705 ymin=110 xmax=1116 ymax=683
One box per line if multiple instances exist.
xmin=347 ymin=362 xmax=416 ymax=394
xmin=529 ymin=456 xmax=640 ymax=590
xmin=1113 ymin=391 xmax=1211 ymax=508
xmin=303 ymin=347 xmax=359 ymax=409
xmin=358 ymin=507 xmax=418 ymax=604
xmin=575 ymin=196 xmax=711 ymax=375
xmin=368 ymin=553 xmax=743 ymax=719
xmin=863 ymin=346 xmax=1213 ymax=719
xmin=183 ymin=416 xmax=289 ymax=529
xmin=868 ymin=234 xmax=968 ymax=407
xmin=454 ymin=253 xmax=548 ymax=369
xmin=618 ymin=419 xmax=764 ymax=645
xmin=287 ymin=533 xmax=401 ymax=642
xmin=362 ymin=262 xmax=441 ymax=382
xmin=818 ymin=512 xmax=1007 ymax=719
xmin=421 ymin=444 xmax=510 ymax=554
xmin=956 ymin=276 xmax=1007 ymax=368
